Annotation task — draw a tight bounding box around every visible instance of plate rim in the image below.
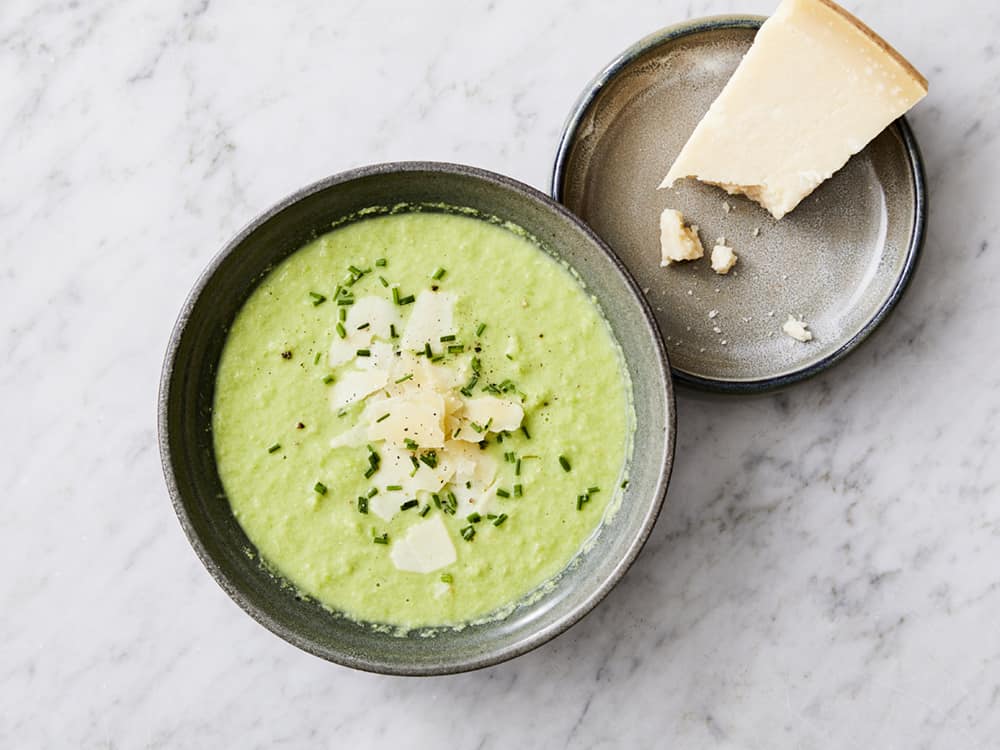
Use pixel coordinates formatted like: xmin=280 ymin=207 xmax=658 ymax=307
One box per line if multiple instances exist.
xmin=550 ymin=15 xmax=928 ymax=394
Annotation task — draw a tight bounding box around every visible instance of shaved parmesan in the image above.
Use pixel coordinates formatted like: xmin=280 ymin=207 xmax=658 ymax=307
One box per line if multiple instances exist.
xmin=400 ymin=291 xmax=457 ymax=351
xmin=328 ymin=296 xmax=401 ymax=367
xmin=330 ymin=368 xmax=389 ymax=410
xmin=367 ymin=393 xmax=447 ymax=448
xmin=457 ymin=396 xmax=524 ymax=437
xmin=390 ymin=515 xmax=456 ymax=574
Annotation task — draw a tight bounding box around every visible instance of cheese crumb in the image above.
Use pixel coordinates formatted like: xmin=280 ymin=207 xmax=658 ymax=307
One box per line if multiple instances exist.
xmin=708 ymin=309 xmax=719 ymax=319
xmin=711 ymin=240 xmax=738 ymax=275
xmin=658 ymin=209 xmax=704 ymax=266
xmin=752 ymin=227 xmax=761 ymax=237
xmin=782 ymin=315 xmax=813 ymax=342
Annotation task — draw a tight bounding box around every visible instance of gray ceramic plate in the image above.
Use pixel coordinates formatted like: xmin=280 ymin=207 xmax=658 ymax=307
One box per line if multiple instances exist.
xmin=159 ymin=162 xmax=675 ymax=675
xmin=553 ymin=16 xmax=926 ymax=392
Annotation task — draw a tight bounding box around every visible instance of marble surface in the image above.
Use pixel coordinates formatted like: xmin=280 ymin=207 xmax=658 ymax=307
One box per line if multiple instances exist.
xmin=2 ymin=0 xmax=998 ymax=747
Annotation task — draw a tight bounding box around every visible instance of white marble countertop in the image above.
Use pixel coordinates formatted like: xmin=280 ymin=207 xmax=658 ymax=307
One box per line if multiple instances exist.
xmin=3 ymin=0 xmax=998 ymax=747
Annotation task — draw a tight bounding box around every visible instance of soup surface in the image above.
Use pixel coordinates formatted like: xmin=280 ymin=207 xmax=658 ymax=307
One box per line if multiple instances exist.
xmin=213 ymin=210 xmax=632 ymax=630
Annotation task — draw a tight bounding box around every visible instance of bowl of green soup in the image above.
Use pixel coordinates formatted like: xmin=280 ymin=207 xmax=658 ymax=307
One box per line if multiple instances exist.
xmin=160 ymin=162 xmax=675 ymax=674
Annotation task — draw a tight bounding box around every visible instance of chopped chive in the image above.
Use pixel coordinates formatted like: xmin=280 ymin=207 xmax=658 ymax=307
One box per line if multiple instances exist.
xmin=394 ymin=373 xmax=413 ymax=384
xmin=389 ymin=323 xmax=398 ymax=339
xmin=356 ymin=322 xmax=370 ymax=330
xmin=467 ymin=512 xmax=482 ymax=523
xmin=322 ymin=374 xmax=335 ymax=384
xmin=313 ymin=482 xmax=327 ymax=495
xmin=358 ymin=497 xmax=369 ymax=514
xmin=376 ymin=413 xmax=390 ymax=423
xmin=504 ymin=451 xmax=515 ymax=463
xmin=430 ymin=355 xmax=444 ymax=362
xmin=337 ymin=297 xmax=354 ymax=306
xmin=588 ymin=486 xmax=600 ymax=494
xmin=410 ymin=455 xmax=420 ymax=471
xmin=432 ymin=493 xmax=442 ymax=508
xmin=424 ymin=342 xmax=433 ymax=358
xmin=496 ymin=488 xmax=510 ymax=498
xmin=400 ymin=499 xmax=418 ymax=511
xmin=513 ymin=484 xmax=522 ymax=497
xmin=576 ymin=495 xmax=588 ymax=510
xmin=392 ymin=286 xmax=401 ymax=304
xmin=378 ymin=275 xmax=389 ymax=287
xmin=386 ymin=485 xmax=403 ymax=491
xmin=484 ymin=418 xmax=493 ymax=431
xmin=309 ymin=291 xmax=327 ymax=305
xmin=336 ymin=322 xmax=346 ymax=339
xmin=476 ymin=323 xmax=486 ymax=336
xmin=419 ymin=451 xmax=438 ymax=469
xmin=356 ymin=348 xmax=371 ymax=357
xmin=440 ymin=334 xmax=457 ymax=342
xmin=493 ymin=513 xmax=508 ymax=527
xmin=399 ymin=294 xmax=415 ymax=305
xmin=521 ymin=425 xmax=531 ymax=440
xmin=339 ymin=307 xmax=347 ymax=321
xmin=367 ymin=487 xmax=379 ymax=497
xmin=375 ymin=258 xmax=387 ymax=267
xmin=313 ymin=352 xmax=321 ymax=365
xmin=460 ymin=525 xmax=476 ymax=541
xmin=268 ymin=443 xmax=281 ymax=454
xmin=373 ymin=533 xmax=389 ymax=545
xmin=496 ymin=432 xmax=504 ymax=444
xmin=470 ymin=421 xmax=485 ymax=434
xmin=348 ymin=264 xmax=363 ymax=276
xmin=559 ymin=455 xmax=571 ymax=472
xmin=447 ymin=344 xmax=464 ymax=353
xmin=440 ymin=573 xmax=453 ymax=583
xmin=363 ymin=465 xmax=377 ymax=479
xmin=432 ymin=267 xmax=447 ymax=280
xmin=621 ymin=480 xmax=629 ymax=489
xmin=419 ymin=505 xmax=430 ymax=517
xmin=471 ymin=357 xmax=481 ymax=373
xmin=404 ymin=438 xmax=419 ymax=450
xmin=515 ymin=458 xmax=521 ymax=476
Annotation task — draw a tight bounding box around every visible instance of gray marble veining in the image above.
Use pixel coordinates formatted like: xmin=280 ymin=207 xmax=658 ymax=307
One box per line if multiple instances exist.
xmin=2 ymin=0 xmax=998 ymax=747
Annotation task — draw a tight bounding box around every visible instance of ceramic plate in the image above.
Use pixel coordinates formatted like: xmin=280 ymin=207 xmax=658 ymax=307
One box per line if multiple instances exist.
xmin=552 ymin=16 xmax=926 ymax=392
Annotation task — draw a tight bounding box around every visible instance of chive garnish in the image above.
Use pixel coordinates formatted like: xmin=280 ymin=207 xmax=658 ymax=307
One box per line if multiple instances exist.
xmin=621 ymin=480 xmax=629 ymax=489
xmin=367 ymin=487 xmax=379 ymax=497
xmin=419 ymin=451 xmax=438 ymax=469
xmin=400 ymin=499 xmax=418 ymax=511
xmin=356 ymin=322 xmax=370 ymax=330
xmin=356 ymin=348 xmax=371 ymax=357
xmin=467 ymin=512 xmax=482 ymax=523
xmin=493 ymin=513 xmax=508 ymax=527
xmin=470 ymin=421 xmax=485 ymax=434
xmin=314 ymin=482 xmax=327 ymax=495
xmin=323 ymin=374 xmax=335 ymax=384
xmin=404 ymin=438 xmax=419 ymax=450
xmin=515 ymin=458 xmax=521 ymax=476
xmin=471 ymin=357 xmax=482 ymax=373
xmin=430 ymin=355 xmax=444 ymax=362
xmin=309 ymin=291 xmax=327 ymax=306
xmin=559 ymin=455 xmax=571 ymax=472
xmin=363 ymin=465 xmax=377 ymax=479
xmin=432 ymin=493 xmax=442 ymax=509
xmin=373 ymin=533 xmax=389 ymax=545
xmin=339 ymin=307 xmax=347 ymax=321
xmin=394 ymin=373 xmax=413 ymax=384
xmin=419 ymin=505 xmax=430 ymax=517
xmin=424 ymin=342 xmax=433 ymax=358
xmin=375 ymin=258 xmax=387 ymax=267
xmin=513 ymin=484 xmax=522 ymax=497
xmin=392 ymin=287 xmax=401 ymax=304
xmin=440 ymin=334 xmax=457 ymax=342
xmin=399 ymin=294 xmax=415 ymax=305
xmin=313 ymin=352 xmax=321 ymax=365
xmin=460 ymin=525 xmax=476 ymax=541
xmin=389 ymin=323 xmax=398 ymax=339
xmin=336 ymin=322 xmax=346 ymax=339
xmin=447 ymin=345 xmax=464 ymax=353
xmin=268 ymin=443 xmax=281 ymax=454
xmin=386 ymin=485 xmax=403 ymax=491
xmin=576 ymin=495 xmax=588 ymax=510
xmin=440 ymin=573 xmax=453 ymax=583
xmin=476 ymin=323 xmax=486 ymax=336
xmin=337 ymin=297 xmax=354 ymax=306
xmin=358 ymin=496 xmax=369 ymax=514
xmin=410 ymin=455 xmax=420 ymax=471
xmin=379 ymin=275 xmax=389 ymax=287
xmin=432 ymin=267 xmax=446 ymax=280
xmin=588 ymin=486 xmax=600 ymax=494
xmin=521 ymin=425 xmax=531 ymax=439
xmin=348 ymin=264 xmax=363 ymax=276
xmin=496 ymin=488 xmax=510 ymax=498
xmin=376 ymin=413 xmax=390 ymax=423
xmin=504 ymin=451 xmax=515 ymax=463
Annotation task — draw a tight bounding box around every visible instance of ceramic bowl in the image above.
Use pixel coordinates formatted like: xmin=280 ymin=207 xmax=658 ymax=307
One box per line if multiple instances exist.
xmin=552 ymin=17 xmax=927 ymax=392
xmin=159 ymin=162 xmax=675 ymax=674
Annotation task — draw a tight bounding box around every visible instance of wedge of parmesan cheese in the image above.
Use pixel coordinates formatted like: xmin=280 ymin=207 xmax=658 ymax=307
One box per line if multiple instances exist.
xmin=390 ymin=515 xmax=457 ymax=573
xmin=399 ymin=291 xmax=457 ymax=351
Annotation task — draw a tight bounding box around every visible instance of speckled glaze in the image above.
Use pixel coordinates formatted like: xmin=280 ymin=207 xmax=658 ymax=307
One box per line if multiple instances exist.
xmin=553 ymin=16 xmax=927 ymax=392
xmin=159 ymin=162 xmax=675 ymax=675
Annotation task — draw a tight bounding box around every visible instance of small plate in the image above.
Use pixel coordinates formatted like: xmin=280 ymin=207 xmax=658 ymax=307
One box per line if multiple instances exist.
xmin=552 ymin=16 xmax=926 ymax=392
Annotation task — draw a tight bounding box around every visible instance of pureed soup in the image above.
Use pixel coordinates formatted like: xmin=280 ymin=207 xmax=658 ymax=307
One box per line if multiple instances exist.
xmin=213 ymin=210 xmax=633 ymax=631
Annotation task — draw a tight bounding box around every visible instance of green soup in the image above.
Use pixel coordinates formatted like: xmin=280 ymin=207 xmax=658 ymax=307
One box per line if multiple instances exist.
xmin=213 ymin=211 xmax=632 ymax=630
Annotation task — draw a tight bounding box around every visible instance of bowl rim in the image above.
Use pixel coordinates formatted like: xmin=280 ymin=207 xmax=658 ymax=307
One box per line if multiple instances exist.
xmin=550 ymin=15 xmax=928 ymax=394
xmin=158 ymin=161 xmax=676 ymax=675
